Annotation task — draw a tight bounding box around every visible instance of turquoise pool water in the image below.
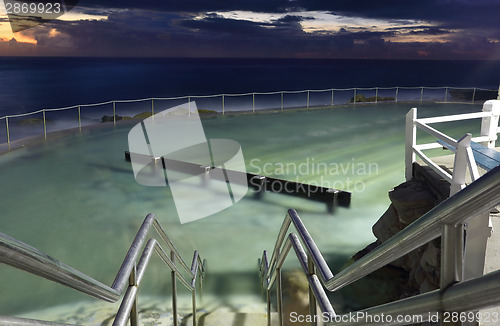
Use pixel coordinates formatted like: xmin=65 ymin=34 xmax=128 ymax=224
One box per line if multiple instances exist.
xmin=0 ymin=102 xmax=483 ymax=317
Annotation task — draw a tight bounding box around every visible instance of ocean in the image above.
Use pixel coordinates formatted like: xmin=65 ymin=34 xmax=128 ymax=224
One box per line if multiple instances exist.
xmin=1 ymin=57 xmax=500 ymax=117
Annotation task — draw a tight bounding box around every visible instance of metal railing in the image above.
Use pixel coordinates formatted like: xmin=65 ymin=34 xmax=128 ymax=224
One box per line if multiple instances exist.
xmin=1 ymin=86 xmax=497 ymax=151
xmin=260 ymin=164 xmax=500 ymax=325
xmin=0 ymin=213 xmax=206 ymax=326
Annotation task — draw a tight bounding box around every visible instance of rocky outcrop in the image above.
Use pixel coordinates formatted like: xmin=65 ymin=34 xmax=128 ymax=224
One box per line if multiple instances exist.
xmin=342 ymin=179 xmax=444 ymax=311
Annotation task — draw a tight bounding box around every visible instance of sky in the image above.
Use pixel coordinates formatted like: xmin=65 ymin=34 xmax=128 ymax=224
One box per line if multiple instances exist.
xmin=0 ymin=0 xmax=500 ymax=59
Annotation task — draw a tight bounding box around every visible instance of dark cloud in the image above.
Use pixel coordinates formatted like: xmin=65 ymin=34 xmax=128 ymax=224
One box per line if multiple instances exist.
xmin=3 ymin=0 xmax=499 ymax=59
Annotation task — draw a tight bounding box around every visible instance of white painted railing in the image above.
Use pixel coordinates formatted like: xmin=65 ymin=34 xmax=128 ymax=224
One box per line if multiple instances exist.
xmin=405 ymin=100 xmax=500 ymax=194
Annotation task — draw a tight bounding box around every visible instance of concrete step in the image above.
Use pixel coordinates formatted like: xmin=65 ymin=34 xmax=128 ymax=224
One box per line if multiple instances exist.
xmin=17 ymin=294 xmax=272 ymax=326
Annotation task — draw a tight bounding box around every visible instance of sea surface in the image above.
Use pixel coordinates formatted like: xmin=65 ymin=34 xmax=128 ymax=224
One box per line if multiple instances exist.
xmin=1 ymin=57 xmax=500 ymax=117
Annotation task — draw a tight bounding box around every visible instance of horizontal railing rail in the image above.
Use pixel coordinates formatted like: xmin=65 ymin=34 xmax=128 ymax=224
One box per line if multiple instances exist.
xmin=1 ymin=86 xmax=498 ymax=151
xmin=0 ymin=213 xmax=206 ymax=326
xmin=260 ymin=164 xmax=500 ymax=326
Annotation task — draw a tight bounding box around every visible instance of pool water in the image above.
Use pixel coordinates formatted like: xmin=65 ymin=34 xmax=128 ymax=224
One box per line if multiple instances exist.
xmin=0 ymin=102 xmax=483 ymax=317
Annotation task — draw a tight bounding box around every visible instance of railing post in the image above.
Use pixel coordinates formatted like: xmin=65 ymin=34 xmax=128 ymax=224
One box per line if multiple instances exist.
xmin=171 ymin=251 xmax=178 ymax=326
xmin=151 ymin=98 xmax=155 ymax=118
xmin=375 ymin=87 xmax=378 ymax=103
xmin=253 ymin=93 xmax=255 ymax=113
xmin=395 ymin=87 xmax=399 ymax=103
xmin=276 ymin=266 xmax=283 ymax=326
xmin=440 ymin=223 xmax=465 ymax=325
xmin=450 ymin=133 xmax=472 ymax=196
xmin=192 ymin=289 xmax=197 ymax=326
xmin=222 ymin=94 xmax=225 ymax=115
xmin=405 ymin=108 xmax=417 ymax=181
xmin=42 ymin=109 xmax=47 ymax=140
xmin=5 ymin=116 xmax=10 ymax=150
xmin=420 ymin=87 xmax=424 ymax=103
xmin=472 ymin=88 xmax=476 ymax=103
xmin=307 ymin=253 xmax=317 ymax=326
xmin=281 ymin=91 xmax=284 ymax=111
xmin=353 ymin=88 xmax=357 ymax=105
xmin=331 ymin=89 xmax=334 ymax=106
xmin=78 ymin=106 xmax=82 ymax=132
xmin=113 ymin=101 xmax=116 ymax=126
xmin=307 ymin=90 xmax=310 ymax=109
xmin=480 ymin=100 xmax=500 ymax=148
xmin=129 ymin=263 xmax=139 ymax=326
xmin=445 ymin=87 xmax=449 ymax=103
xmin=265 ymin=288 xmax=271 ymax=326
xmin=440 ymin=223 xmax=464 ymax=289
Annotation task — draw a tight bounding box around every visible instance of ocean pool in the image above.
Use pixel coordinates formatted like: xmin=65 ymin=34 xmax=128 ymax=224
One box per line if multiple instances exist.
xmin=0 ymin=102 xmax=484 ymax=318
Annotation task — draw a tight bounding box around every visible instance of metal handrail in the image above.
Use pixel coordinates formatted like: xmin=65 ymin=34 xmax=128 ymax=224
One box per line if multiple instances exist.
xmin=260 ymin=165 xmax=500 ymax=325
xmin=0 ymin=213 xmax=206 ymax=326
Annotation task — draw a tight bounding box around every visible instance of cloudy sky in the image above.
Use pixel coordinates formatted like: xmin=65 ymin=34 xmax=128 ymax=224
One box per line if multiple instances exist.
xmin=0 ymin=0 xmax=499 ymax=59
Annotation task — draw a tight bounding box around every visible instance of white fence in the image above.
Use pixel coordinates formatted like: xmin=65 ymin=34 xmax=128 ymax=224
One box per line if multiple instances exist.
xmin=405 ymin=100 xmax=500 ymax=284
xmin=405 ymin=100 xmax=500 ymax=194
xmin=0 ymin=86 xmax=498 ymax=151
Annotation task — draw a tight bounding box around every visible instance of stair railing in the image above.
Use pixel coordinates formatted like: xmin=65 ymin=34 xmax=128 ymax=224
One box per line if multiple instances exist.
xmin=260 ymin=165 xmax=500 ymax=326
xmin=0 ymin=213 xmax=206 ymax=326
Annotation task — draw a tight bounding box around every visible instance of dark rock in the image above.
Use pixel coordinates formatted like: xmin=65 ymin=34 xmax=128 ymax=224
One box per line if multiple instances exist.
xmin=343 ymin=178 xmax=442 ymax=312
xmin=101 ymin=115 xmax=132 ymax=123
xmin=389 ymin=180 xmax=437 ymax=225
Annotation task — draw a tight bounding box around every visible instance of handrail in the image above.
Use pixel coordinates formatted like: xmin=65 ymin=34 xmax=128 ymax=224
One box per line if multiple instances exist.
xmin=0 ymin=213 xmax=206 ymax=326
xmin=260 ymin=164 xmax=500 ymax=325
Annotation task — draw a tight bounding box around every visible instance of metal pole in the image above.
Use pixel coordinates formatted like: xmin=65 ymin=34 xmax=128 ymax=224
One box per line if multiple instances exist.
xmin=472 ymin=88 xmax=476 ymax=103
xmin=5 ymin=117 xmax=10 ymax=151
xmin=267 ymin=289 xmax=272 ymax=326
xmin=129 ymin=264 xmax=138 ymax=326
xmin=308 ymin=253 xmax=317 ymax=326
xmin=192 ymin=290 xmax=197 ymax=326
xmin=307 ymin=90 xmax=310 ymax=109
xmin=151 ymin=98 xmax=154 ymax=118
xmin=43 ymin=109 xmax=47 ymax=140
xmin=171 ymin=251 xmax=178 ymax=326
xmin=222 ymin=94 xmax=225 ymax=115
xmin=420 ymin=87 xmax=424 ymax=103
xmin=78 ymin=106 xmax=82 ymax=132
xmin=281 ymin=92 xmax=284 ymax=111
xmin=331 ymin=89 xmax=334 ymax=106
xmin=395 ymin=87 xmax=399 ymax=103
xmin=277 ymin=267 xmax=283 ymax=326
xmin=445 ymin=87 xmax=448 ymax=103
xmin=497 ymin=83 xmax=500 ymax=100
xmin=253 ymin=93 xmax=255 ymax=113
xmin=375 ymin=87 xmax=378 ymax=103
xmin=113 ymin=101 xmax=116 ymax=126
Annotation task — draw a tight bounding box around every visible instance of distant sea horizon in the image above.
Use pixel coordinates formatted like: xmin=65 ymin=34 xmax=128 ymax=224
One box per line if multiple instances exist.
xmin=1 ymin=56 xmax=500 ymax=117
